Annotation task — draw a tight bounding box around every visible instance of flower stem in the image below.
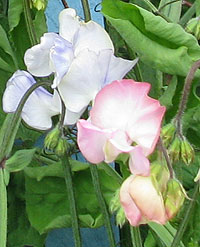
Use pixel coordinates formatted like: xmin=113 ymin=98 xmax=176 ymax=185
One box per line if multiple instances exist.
xmin=0 ymin=169 xmax=7 ymax=247
xmin=23 ymin=0 xmax=38 ymax=46
xmin=130 ymin=226 xmax=143 ymax=247
xmin=81 ymin=0 xmax=91 ymax=22
xmin=175 ymin=59 xmax=200 ymax=139
xmin=61 ymin=0 xmax=69 ymax=8
xmin=171 ymin=184 xmax=199 ymax=247
xmin=90 ymin=165 xmax=116 ymax=247
xmin=61 ymin=155 xmax=82 ymax=247
xmin=158 ymin=137 xmax=174 ymax=178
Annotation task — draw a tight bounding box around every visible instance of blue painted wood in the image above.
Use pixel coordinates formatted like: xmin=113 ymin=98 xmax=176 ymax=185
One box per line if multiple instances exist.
xmin=45 ymin=0 xmax=104 ymax=32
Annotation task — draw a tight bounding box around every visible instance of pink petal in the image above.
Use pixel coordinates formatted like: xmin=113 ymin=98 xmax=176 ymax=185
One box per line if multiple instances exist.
xmin=129 ymin=146 xmax=150 ymax=176
xmin=120 ymin=175 xmax=142 ymax=226
xmin=77 ymin=120 xmax=112 ymax=164
xmin=129 ymin=176 xmax=167 ymax=224
xmin=90 ymin=80 xmax=151 ymax=130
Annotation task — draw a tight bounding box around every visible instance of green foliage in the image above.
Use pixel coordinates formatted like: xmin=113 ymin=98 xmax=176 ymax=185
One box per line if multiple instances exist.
xmin=102 ymin=0 xmax=200 ymax=78
xmin=24 ymin=162 xmax=120 ymax=234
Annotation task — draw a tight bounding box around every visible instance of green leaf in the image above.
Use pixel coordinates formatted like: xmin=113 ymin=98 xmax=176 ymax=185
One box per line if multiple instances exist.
xmin=24 ymin=164 xmax=120 ymax=234
xmin=7 ymin=172 xmax=46 ymax=247
xmin=6 ymin=148 xmax=36 ymax=172
xmin=102 ymin=0 xmax=200 ymax=78
xmin=8 ymin=0 xmax=23 ymax=31
xmin=159 ymin=0 xmax=182 ymax=23
xmin=33 ymin=10 xmax=47 ymax=40
xmin=159 ymin=76 xmax=178 ymax=108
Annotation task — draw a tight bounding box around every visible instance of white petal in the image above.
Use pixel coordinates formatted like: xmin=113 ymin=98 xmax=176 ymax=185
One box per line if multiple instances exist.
xmin=3 ymin=70 xmax=61 ymax=130
xmin=105 ymin=56 xmax=138 ymax=85
xmin=50 ymin=37 xmax=74 ymax=88
xmin=64 ymin=107 xmax=86 ymax=125
xmin=24 ymin=33 xmax=59 ymax=77
xmin=58 ymin=49 xmax=103 ymax=113
xmin=59 ymin=8 xmax=80 ymax=43
xmin=74 ymin=21 xmax=114 ymax=56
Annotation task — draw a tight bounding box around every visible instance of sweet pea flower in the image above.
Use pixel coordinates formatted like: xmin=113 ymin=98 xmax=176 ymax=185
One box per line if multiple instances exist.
xmin=2 ymin=70 xmax=84 ymax=130
xmin=77 ymin=79 xmax=166 ymax=175
xmin=24 ymin=8 xmax=137 ymax=113
xmin=119 ymin=164 xmax=185 ymax=226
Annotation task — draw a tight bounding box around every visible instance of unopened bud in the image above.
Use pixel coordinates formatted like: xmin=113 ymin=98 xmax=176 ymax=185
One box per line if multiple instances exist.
xmin=44 ymin=127 xmax=60 ymax=151
xmin=110 ymin=189 xmax=120 ymax=213
xmin=116 ymin=207 xmax=126 ymax=228
xmin=55 ymin=138 xmax=68 ymax=156
xmin=168 ymin=137 xmax=181 ymax=163
xmin=32 ymin=0 xmax=46 ymax=10
xmin=186 ymin=17 xmax=200 ymax=40
xmin=151 ymin=162 xmax=170 ymax=193
xmin=194 ymin=168 xmax=200 ymax=182
xmin=161 ymin=123 xmax=176 ymax=147
xmin=165 ymin=179 xmax=185 ymax=219
xmin=180 ymin=139 xmax=194 ymax=165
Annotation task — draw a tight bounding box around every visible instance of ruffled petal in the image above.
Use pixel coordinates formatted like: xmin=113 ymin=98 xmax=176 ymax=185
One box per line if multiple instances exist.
xmin=59 ymin=8 xmax=80 ymax=43
xmin=129 ymin=176 xmax=167 ymax=224
xmin=104 ymin=56 xmax=138 ymax=86
xmin=74 ymin=21 xmax=114 ymax=56
xmin=50 ymin=37 xmax=74 ymax=88
xmin=3 ymin=70 xmax=61 ymax=130
xmin=24 ymin=33 xmax=59 ymax=76
xmin=77 ymin=120 xmax=113 ymax=164
xmin=58 ymin=49 xmax=103 ymax=112
xmin=90 ymin=80 xmax=151 ymax=130
xmin=129 ymin=146 xmax=150 ymax=176
xmin=120 ymin=175 xmax=142 ymax=226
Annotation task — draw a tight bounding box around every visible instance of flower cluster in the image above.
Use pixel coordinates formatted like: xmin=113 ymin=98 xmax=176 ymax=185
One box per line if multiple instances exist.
xmin=2 ymin=7 xmax=185 ymax=227
xmin=3 ymin=8 xmax=137 ymax=130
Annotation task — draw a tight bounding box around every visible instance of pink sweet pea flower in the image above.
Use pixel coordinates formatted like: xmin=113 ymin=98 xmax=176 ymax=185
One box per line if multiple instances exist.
xmin=77 ymin=79 xmax=166 ymax=175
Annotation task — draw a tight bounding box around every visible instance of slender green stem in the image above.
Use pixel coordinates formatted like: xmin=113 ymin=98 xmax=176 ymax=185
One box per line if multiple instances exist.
xmin=171 ymin=184 xmax=199 ymax=247
xmin=81 ymin=0 xmax=91 ymax=22
xmin=90 ymin=165 xmax=116 ymax=247
xmin=130 ymin=226 xmax=143 ymax=247
xmin=175 ymin=59 xmax=200 ymax=139
xmin=61 ymin=155 xmax=82 ymax=247
xmin=0 ymin=81 xmax=50 ymax=162
xmin=23 ymin=0 xmax=38 ymax=45
xmin=179 ymin=3 xmax=196 ymax=26
xmin=0 ymin=169 xmax=7 ymax=247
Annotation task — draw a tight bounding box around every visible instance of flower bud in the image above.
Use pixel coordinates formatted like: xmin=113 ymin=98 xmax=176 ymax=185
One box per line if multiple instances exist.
xmin=116 ymin=207 xmax=126 ymax=228
xmin=194 ymin=168 xmax=200 ymax=182
xmin=161 ymin=123 xmax=176 ymax=147
xmin=164 ymin=179 xmax=185 ymax=219
xmin=168 ymin=137 xmax=181 ymax=163
xmin=44 ymin=127 xmax=60 ymax=151
xmin=180 ymin=139 xmax=194 ymax=165
xmin=110 ymin=189 xmax=121 ymax=213
xmin=55 ymin=138 xmax=68 ymax=156
xmin=151 ymin=162 xmax=170 ymax=193
xmin=186 ymin=17 xmax=200 ymax=40
xmin=31 ymin=0 xmax=46 ymax=10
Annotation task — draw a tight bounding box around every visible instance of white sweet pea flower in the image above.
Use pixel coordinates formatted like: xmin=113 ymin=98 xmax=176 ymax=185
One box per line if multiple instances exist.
xmin=2 ymin=70 xmax=84 ymax=130
xmin=24 ymin=8 xmax=138 ymax=111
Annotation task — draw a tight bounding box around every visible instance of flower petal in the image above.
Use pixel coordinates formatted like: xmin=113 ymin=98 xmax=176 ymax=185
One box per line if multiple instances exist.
xmin=50 ymin=37 xmax=74 ymax=88
xmin=120 ymin=175 xmax=142 ymax=226
xmin=74 ymin=21 xmax=114 ymax=56
xmin=58 ymin=49 xmax=104 ymax=112
xmin=90 ymin=80 xmax=151 ymax=130
xmin=3 ymin=70 xmax=61 ymax=130
xmin=129 ymin=176 xmax=167 ymax=224
xmin=129 ymin=146 xmax=150 ymax=176
xmin=77 ymin=120 xmax=113 ymax=163
xmin=64 ymin=107 xmax=86 ymax=125
xmin=59 ymin=8 xmax=80 ymax=43
xmin=24 ymin=33 xmax=59 ymax=76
